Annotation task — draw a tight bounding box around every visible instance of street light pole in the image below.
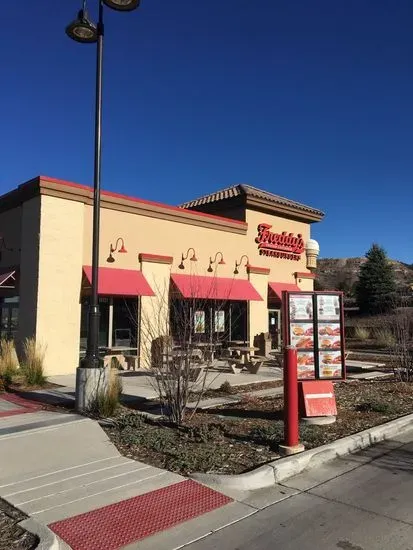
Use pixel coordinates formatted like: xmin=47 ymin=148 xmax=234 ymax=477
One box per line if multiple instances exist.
xmin=84 ymin=0 xmax=104 ymax=371
xmin=66 ymin=0 xmax=140 ymax=411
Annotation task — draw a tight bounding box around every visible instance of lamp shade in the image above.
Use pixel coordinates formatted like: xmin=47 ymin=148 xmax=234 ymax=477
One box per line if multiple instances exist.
xmin=103 ymin=0 xmax=140 ymax=11
xmin=66 ymin=9 xmax=98 ymax=43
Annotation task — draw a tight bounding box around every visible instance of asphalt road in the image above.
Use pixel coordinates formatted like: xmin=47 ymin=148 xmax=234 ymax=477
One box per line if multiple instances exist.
xmin=187 ymin=430 xmax=413 ymax=550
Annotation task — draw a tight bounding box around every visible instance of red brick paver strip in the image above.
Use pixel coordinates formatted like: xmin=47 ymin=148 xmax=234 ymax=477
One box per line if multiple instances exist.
xmin=49 ymin=479 xmax=232 ymax=550
xmin=0 ymin=394 xmax=43 ymax=418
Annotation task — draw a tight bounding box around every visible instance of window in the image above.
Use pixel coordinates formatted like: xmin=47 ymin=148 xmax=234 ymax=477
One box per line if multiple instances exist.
xmin=80 ymin=296 xmax=138 ymax=355
xmin=0 ymin=296 xmax=19 ymax=340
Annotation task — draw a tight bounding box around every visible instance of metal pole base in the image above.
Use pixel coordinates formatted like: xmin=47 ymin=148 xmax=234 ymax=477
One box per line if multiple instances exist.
xmin=75 ymin=366 xmax=109 ymax=413
xmin=278 ymin=443 xmax=305 ymax=456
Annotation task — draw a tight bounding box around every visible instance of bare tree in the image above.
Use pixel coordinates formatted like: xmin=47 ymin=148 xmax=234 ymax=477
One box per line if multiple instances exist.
xmin=382 ymin=294 xmax=413 ymax=382
xmin=128 ymin=273 xmax=245 ymax=425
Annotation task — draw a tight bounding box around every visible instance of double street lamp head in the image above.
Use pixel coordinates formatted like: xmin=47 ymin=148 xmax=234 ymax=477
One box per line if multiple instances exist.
xmin=66 ymin=0 xmax=140 ymax=43
xmin=66 ymin=6 xmax=98 ymax=43
xmin=103 ymin=0 xmax=140 ymax=11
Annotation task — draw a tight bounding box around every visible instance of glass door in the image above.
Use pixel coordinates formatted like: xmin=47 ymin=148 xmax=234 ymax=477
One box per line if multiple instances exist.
xmin=268 ymin=309 xmax=281 ymax=350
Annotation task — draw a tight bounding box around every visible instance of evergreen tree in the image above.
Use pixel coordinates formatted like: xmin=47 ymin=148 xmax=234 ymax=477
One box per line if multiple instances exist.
xmin=355 ymin=244 xmax=396 ymax=315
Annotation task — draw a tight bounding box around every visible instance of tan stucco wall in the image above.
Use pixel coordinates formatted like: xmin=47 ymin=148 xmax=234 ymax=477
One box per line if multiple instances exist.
xmin=35 ymin=195 xmax=84 ymax=375
xmin=139 ymin=261 xmax=172 ymax=368
xmin=247 ymin=271 xmax=269 ymax=346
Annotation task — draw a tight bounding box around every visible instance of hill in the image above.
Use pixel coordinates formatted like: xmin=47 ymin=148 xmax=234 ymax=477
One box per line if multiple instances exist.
xmin=316 ymin=257 xmax=413 ymax=293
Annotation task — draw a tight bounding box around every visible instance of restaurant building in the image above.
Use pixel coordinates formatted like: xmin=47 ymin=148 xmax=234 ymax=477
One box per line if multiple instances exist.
xmin=0 ymin=176 xmax=323 ymax=375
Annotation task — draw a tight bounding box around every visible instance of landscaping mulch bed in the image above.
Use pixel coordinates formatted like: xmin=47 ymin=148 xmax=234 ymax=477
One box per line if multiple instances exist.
xmin=104 ymin=379 xmax=413 ymax=476
xmin=188 ymin=379 xmax=283 ymax=401
xmin=0 ymin=498 xmax=38 ymax=550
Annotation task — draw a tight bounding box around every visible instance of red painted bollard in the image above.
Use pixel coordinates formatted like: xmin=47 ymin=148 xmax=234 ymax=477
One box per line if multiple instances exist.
xmin=279 ymin=345 xmax=304 ymax=455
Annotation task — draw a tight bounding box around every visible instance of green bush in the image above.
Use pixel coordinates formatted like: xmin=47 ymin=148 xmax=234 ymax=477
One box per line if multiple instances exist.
xmin=219 ymin=381 xmax=235 ymax=394
xmin=249 ymin=422 xmax=283 ymax=446
xmin=187 ymin=423 xmax=225 ymax=444
xmin=21 ymin=338 xmax=47 ymax=387
xmin=355 ymin=401 xmax=394 ymax=414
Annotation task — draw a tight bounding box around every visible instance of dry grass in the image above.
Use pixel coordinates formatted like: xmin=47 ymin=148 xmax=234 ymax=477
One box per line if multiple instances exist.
xmin=21 ymin=338 xmax=47 ymax=387
xmin=374 ymin=327 xmax=396 ymax=347
xmin=0 ymin=339 xmax=19 ymax=389
xmin=93 ymin=367 xmax=123 ymax=418
xmin=354 ymin=326 xmax=370 ymax=340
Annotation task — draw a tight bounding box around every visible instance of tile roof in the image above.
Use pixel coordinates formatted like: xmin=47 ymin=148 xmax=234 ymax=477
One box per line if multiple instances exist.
xmin=180 ymin=184 xmax=324 ymax=217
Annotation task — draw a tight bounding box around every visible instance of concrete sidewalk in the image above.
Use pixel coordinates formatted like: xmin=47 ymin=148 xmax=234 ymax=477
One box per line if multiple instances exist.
xmin=0 ymin=401 xmax=253 ymax=549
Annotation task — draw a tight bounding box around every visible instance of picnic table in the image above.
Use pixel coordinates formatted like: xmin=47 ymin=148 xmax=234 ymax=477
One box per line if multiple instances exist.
xmin=228 ymin=345 xmax=259 ymax=364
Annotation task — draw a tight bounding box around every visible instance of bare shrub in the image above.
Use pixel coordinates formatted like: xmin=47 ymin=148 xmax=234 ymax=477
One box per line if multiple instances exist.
xmin=387 ymin=298 xmax=413 ymax=381
xmin=135 ymin=275 xmax=243 ymax=425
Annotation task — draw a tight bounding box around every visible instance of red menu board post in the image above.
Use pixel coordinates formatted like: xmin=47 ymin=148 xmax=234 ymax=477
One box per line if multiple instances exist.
xmin=279 ymin=346 xmax=305 ymax=455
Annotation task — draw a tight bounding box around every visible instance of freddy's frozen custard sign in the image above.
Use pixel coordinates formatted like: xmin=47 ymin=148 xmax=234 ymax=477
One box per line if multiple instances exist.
xmin=255 ymin=223 xmax=304 ymax=261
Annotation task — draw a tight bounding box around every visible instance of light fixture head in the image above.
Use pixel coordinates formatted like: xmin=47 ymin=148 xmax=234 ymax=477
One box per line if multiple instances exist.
xmin=190 ymin=254 xmax=197 ymax=262
xmin=218 ymin=258 xmax=225 ymax=265
xmin=65 ymin=8 xmax=98 ymax=43
xmin=103 ymin=0 xmax=140 ymax=11
xmin=118 ymin=243 xmax=127 ymax=253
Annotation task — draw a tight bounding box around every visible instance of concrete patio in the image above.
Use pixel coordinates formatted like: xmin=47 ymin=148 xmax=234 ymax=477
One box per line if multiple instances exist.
xmin=46 ymin=362 xmax=283 ymax=406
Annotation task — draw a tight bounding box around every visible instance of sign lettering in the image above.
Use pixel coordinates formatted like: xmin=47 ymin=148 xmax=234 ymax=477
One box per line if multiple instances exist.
xmin=255 ymin=223 xmax=304 ymax=261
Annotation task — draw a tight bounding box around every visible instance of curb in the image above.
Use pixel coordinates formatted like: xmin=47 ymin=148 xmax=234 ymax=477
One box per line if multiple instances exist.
xmin=19 ymin=518 xmax=65 ymax=550
xmin=191 ymin=413 xmax=413 ymax=490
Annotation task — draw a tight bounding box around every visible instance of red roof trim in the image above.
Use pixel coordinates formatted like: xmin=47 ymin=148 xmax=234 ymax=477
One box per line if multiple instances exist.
xmin=39 ymin=176 xmax=247 ymax=227
xmin=139 ymin=253 xmax=174 ymax=264
xmin=294 ymin=271 xmax=316 ymax=279
xmin=247 ymin=265 xmax=270 ymax=275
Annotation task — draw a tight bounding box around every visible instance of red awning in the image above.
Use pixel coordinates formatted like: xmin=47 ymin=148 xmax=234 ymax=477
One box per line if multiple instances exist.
xmin=171 ymin=273 xmax=262 ymax=301
xmin=269 ymin=282 xmax=300 ymax=300
xmin=0 ymin=270 xmax=16 ymax=288
xmin=82 ymin=266 xmax=154 ymax=297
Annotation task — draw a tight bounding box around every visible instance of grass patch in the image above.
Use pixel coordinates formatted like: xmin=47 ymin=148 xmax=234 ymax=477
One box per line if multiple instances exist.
xmin=354 ymin=326 xmax=370 ymax=340
xmin=21 ymin=338 xmax=47 ymax=387
xmin=0 ymin=339 xmax=19 ymax=390
xmin=92 ymin=368 xmax=123 ymax=418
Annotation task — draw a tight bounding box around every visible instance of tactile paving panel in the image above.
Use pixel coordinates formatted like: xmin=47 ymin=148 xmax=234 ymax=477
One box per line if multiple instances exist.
xmin=49 ymin=479 xmax=232 ymax=550
xmin=0 ymin=394 xmax=43 ymax=418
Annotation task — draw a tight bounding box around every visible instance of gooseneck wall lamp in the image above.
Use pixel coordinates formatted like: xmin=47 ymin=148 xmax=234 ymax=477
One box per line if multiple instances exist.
xmin=66 ymin=0 xmax=140 ymax=374
xmin=234 ymin=254 xmax=250 ymax=275
xmin=106 ymin=238 xmax=128 ymax=263
xmin=178 ymin=248 xmax=198 ymax=270
xmin=207 ymin=252 xmax=225 ymax=273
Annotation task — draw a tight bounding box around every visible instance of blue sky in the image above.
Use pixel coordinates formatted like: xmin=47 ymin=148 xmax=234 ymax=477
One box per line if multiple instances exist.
xmin=2 ymin=1 xmax=412 ymax=263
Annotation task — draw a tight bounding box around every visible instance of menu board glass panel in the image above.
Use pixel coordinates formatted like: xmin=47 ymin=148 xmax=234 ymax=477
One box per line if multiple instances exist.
xmin=290 ymin=323 xmax=314 ymax=349
xmin=319 ymin=350 xmax=343 ymax=378
xmin=316 ymin=294 xmax=340 ymax=321
xmin=289 ymin=294 xmax=313 ymax=321
xmin=297 ymin=351 xmax=315 ymax=380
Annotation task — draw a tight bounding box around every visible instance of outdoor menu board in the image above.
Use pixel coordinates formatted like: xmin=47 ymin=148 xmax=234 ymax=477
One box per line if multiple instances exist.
xmin=285 ymin=292 xmax=345 ymax=381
